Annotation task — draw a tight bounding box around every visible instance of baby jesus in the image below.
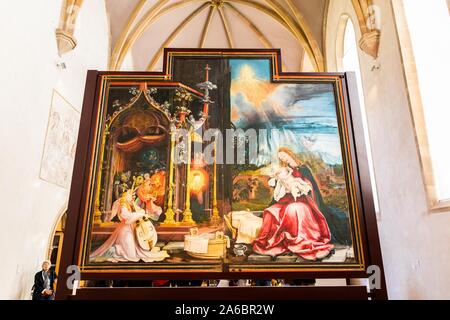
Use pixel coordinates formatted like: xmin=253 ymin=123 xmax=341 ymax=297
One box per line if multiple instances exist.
xmin=269 ymin=165 xmax=312 ymax=202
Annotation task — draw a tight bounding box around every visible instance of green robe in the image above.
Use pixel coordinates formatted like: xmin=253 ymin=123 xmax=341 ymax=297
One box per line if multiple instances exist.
xmin=298 ymin=165 xmax=352 ymax=245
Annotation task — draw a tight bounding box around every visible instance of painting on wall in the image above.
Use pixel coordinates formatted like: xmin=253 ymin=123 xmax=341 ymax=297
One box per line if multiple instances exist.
xmin=40 ymin=90 xmax=80 ymax=189
xmin=61 ymin=50 xmax=376 ymax=278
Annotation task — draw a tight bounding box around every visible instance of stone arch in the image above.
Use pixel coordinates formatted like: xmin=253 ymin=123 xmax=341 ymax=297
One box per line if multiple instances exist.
xmin=46 ymin=204 xmax=68 ymax=275
xmin=108 ymin=0 xmax=325 ymax=71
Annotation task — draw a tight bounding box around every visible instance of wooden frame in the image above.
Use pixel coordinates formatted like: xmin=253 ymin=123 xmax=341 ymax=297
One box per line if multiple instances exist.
xmin=56 ymin=49 xmax=387 ymax=300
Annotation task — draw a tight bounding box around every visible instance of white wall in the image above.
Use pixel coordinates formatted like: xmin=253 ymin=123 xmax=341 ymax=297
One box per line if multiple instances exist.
xmin=326 ymin=0 xmax=450 ymax=299
xmin=0 ymin=0 xmax=109 ymax=299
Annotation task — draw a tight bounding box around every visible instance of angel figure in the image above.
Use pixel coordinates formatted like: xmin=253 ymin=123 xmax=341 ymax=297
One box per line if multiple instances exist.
xmin=136 ymin=172 xmax=164 ymax=221
xmin=90 ymin=190 xmax=168 ymax=263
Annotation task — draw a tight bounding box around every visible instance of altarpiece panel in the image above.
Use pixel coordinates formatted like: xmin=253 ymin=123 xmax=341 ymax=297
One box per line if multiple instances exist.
xmin=57 ymin=50 xmax=385 ymax=300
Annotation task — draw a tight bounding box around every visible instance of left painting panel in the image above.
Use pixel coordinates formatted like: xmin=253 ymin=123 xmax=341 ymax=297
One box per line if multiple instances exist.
xmin=81 ymin=79 xmax=224 ymax=272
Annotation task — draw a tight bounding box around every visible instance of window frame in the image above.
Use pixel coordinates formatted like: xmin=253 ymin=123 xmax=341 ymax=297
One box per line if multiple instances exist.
xmin=391 ymin=0 xmax=450 ymax=212
xmin=335 ymin=14 xmax=381 ymax=219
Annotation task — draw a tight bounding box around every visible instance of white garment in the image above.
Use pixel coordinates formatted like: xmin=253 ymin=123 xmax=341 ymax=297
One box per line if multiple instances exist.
xmin=237 ymin=279 xmax=251 ymax=287
xmin=217 ymin=280 xmax=230 ymax=287
xmin=184 ymin=234 xmax=212 ymax=254
xmin=231 ymin=211 xmax=263 ymax=244
xmin=269 ymin=166 xmax=312 ymax=202
xmin=89 ymin=203 xmax=169 ymax=263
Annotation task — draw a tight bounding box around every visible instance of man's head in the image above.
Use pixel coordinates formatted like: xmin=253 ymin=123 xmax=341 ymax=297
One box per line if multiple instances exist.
xmin=42 ymin=260 xmax=51 ymax=272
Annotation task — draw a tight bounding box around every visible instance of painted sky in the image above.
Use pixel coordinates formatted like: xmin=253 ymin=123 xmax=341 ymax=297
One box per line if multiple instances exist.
xmin=230 ymin=59 xmax=343 ymax=165
xmin=230 ymin=59 xmax=271 ymax=81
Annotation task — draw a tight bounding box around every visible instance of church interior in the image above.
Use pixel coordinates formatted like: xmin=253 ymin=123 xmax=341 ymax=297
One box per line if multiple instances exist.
xmin=0 ymin=0 xmax=449 ymax=300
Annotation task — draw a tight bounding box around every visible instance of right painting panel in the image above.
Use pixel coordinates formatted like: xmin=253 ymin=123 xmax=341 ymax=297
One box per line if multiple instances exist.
xmin=227 ymin=58 xmax=360 ymax=270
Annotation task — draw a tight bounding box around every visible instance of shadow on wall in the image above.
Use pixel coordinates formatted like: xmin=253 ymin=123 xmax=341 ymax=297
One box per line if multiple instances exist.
xmin=406 ymin=275 xmax=422 ymax=300
xmin=18 ymin=272 xmax=34 ymax=300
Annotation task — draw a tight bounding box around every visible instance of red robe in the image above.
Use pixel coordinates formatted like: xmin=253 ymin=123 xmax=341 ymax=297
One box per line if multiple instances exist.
xmin=253 ymin=168 xmax=334 ymax=260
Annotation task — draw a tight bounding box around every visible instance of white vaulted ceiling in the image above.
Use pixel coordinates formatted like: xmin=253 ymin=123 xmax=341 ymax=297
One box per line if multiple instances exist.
xmin=105 ymin=0 xmax=328 ymax=72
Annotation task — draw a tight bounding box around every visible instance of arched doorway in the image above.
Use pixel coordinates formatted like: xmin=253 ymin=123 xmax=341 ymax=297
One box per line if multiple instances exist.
xmin=47 ymin=209 xmax=67 ymax=276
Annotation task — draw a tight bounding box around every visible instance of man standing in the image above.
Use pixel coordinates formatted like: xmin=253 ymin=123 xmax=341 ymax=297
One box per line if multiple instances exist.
xmin=32 ymin=261 xmax=57 ymax=300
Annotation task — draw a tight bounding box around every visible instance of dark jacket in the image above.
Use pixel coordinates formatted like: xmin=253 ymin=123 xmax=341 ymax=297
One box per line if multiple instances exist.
xmin=32 ymin=270 xmax=57 ymax=300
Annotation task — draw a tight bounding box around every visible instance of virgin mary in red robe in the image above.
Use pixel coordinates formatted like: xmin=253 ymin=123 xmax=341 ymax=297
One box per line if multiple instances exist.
xmin=253 ymin=148 xmax=334 ymax=261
